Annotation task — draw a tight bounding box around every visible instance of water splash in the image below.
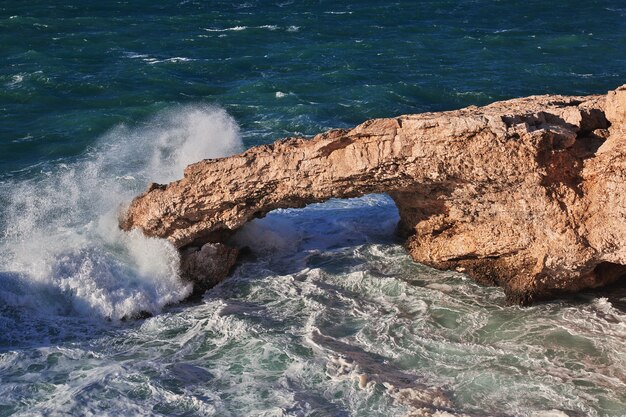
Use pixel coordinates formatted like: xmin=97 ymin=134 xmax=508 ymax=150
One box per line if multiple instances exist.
xmin=0 ymin=105 xmax=242 ymax=320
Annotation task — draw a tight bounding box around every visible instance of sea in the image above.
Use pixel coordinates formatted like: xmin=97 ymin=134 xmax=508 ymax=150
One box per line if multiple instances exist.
xmin=1 ymin=1 xmax=625 ymax=416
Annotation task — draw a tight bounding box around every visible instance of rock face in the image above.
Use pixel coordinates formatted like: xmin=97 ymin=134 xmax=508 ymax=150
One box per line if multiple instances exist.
xmin=120 ymin=85 xmax=626 ymax=304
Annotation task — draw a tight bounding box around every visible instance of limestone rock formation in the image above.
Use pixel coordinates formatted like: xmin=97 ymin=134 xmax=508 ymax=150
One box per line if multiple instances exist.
xmin=120 ymin=85 xmax=626 ymax=304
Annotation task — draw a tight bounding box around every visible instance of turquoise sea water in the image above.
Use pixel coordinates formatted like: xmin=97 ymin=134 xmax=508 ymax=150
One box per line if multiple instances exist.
xmin=1 ymin=1 xmax=626 ymax=416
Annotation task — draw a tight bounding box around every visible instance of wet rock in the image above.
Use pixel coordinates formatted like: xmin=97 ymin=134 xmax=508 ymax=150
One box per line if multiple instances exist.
xmin=179 ymin=243 xmax=238 ymax=292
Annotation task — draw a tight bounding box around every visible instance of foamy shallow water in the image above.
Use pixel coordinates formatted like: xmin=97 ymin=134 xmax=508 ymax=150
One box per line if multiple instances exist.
xmin=2 ymin=172 xmax=626 ymax=416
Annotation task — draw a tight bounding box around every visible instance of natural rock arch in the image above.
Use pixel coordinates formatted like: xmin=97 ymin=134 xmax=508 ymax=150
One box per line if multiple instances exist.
xmin=120 ymin=85 xmax=626 ymax=304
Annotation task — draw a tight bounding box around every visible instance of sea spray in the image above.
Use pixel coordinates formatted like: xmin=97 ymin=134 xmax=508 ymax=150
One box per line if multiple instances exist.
xmin=0 ymin=106 xmax=242 ymax=320
xmin=2 ymin=192 xmax=626 ymax=415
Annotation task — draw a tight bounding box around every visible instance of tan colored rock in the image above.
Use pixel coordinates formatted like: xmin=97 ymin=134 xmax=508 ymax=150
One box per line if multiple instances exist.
xmin=120 ymin=86 xmax=626 ymax=304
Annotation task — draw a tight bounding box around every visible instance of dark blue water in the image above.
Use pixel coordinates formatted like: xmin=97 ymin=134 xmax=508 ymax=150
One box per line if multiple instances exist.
xmin=1 ymin=2 xmax=625 ymax=416
xmin=2 ymin=1 xmax=625 ymax=175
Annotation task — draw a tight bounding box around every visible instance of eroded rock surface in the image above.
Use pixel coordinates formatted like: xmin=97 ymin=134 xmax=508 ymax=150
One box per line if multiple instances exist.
xmin=120 ymin=86 xmax=626 ymax=304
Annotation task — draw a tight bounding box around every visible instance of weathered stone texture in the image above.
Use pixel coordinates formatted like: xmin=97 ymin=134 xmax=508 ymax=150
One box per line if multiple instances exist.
xmin=120 ymin=86 xmax=626 ymax=304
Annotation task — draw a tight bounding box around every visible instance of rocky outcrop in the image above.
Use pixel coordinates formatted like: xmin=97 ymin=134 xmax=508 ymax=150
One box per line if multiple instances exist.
xmin=120 ymin=85 xmax=626 ymax=304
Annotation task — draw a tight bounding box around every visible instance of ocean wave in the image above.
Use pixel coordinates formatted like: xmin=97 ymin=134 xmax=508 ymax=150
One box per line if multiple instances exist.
xmin=0 ymin=106 xmax=242 ymax=321
xmin=204 ymin=25 xmax=248 ymax=32
xmin=203 ymin=25 xmax=281 ymax=33
xmin=124 ymin=52 xmax=196 ymax=64
xmin=2 ymin=188 xmax=625 ymax=415
xmin=145 ymin=57 xmax=196 ymax=65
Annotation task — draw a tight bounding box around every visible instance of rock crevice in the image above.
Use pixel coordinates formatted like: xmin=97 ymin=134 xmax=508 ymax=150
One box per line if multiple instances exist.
xmin=120 ymin=86 xmax=626 ymax=303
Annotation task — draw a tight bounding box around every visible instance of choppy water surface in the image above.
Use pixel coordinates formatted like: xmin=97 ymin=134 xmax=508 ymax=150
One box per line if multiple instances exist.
xmin=1 ymin=1 xmax=626 ymax=416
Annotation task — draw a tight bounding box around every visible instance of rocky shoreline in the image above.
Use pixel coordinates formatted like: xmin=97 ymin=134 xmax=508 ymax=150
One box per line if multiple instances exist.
xmin=120 ymin=85 xmax=626 ymax=305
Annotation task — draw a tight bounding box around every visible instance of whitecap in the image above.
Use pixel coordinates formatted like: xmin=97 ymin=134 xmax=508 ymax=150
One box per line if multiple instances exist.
xmin=146 ymin=57 xmax=195 ymax=65
xmin=11 ymin=133 xmax=33 ymax=143
xmin=126 ymin=53 xmax=149 ymax=59
xmin=7 ymin=74 xmax=24 ymax=86
xmin=204 ymin=25 xmax=248 ymax=32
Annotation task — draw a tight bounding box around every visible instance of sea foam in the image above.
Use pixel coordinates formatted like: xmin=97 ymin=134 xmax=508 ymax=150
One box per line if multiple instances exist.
xmin=0 ymin=106 xmax=242 ymax=320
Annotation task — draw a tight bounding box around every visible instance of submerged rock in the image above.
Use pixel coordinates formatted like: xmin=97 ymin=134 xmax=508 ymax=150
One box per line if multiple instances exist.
xmin=120 ymin=85 xmax=626 ymax=304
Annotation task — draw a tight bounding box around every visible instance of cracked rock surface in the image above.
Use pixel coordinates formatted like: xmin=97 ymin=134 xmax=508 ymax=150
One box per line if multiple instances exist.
xmin=120 ymin=85 xmax=626 ymax=304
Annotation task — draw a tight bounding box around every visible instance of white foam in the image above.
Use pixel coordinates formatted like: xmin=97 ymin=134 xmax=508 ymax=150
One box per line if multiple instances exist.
xmin=203 ymin=25 xmax=280 ymax=33
xmin=0 ymin=105 xmax=242 ymax=320
xmin=6 ymin=74 xmax=24 ymax=87
xmin=425 ymin=283 xmax=454 ymax=293
xmin=127 ymin=53 xmax=149 ymax=59
xmin=146 ymin=57 xmax=195 ymax=65
xmin=204 ymin=26 xmax=248 ymax=32
xmin=532 ymin=410 xmax=570 ymax=417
